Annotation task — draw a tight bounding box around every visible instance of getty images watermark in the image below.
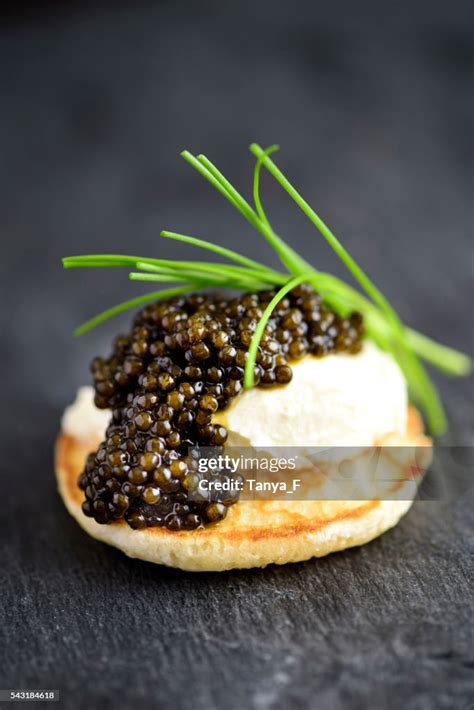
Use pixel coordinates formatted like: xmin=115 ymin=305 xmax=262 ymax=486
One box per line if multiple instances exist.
xmin=197 ymin=452 xmax=301 ymax=495
xmin=187 ymin=445 xmax=473 ymax=502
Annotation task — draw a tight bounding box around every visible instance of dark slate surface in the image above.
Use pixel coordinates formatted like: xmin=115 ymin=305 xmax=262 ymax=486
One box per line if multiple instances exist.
xmin=1 ymin=2 xmax=473 ymax=709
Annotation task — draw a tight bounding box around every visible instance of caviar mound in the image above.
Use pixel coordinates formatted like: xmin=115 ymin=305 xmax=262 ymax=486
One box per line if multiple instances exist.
xmin=79 ymin=285 xmax=364 ymax=531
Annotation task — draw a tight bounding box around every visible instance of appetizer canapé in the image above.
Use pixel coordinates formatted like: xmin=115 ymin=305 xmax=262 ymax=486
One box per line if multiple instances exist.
xmin=55 ymin=144 xmax=470 ymax=570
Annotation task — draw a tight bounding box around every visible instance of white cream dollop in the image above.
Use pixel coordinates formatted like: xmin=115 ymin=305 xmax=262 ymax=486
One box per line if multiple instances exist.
xmin=215 ymin=341 xmax=407 ymax=447
xmin=61 ymin=386 xmax=110 ymax=440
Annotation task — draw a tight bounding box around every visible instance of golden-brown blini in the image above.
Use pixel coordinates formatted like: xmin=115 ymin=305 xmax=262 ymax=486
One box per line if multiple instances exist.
xmin=55 ymin=406 xmax=431 ymax=572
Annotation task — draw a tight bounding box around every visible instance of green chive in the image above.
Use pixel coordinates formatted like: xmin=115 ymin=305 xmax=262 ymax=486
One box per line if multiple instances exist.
xmin=62 ymin=143 xmax=471 ymax=436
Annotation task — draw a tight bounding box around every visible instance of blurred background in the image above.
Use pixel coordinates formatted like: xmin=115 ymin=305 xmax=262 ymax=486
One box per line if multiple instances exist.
xmin=1 ymin=2 xmax=473 ymax=708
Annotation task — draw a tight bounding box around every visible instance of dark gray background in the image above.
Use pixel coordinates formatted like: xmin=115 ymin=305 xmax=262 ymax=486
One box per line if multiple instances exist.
xmin=1 ymin=2 xmax=473 ymax=709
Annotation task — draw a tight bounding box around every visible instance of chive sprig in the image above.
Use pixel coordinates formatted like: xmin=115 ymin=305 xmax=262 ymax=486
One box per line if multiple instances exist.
xmin=63 ymin=144 xmax=471 ymax=434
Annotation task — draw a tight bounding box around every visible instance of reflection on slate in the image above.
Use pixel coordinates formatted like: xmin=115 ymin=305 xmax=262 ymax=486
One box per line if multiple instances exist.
xmin=1 ymin=2 xmax=473 ymax=709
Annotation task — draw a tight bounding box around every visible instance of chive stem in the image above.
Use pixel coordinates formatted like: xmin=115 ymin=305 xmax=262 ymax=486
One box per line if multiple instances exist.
xmin=244 ymin=275 xmax=308 ymax=388
xmin=74 ymin=286 xmax=192 ymax=337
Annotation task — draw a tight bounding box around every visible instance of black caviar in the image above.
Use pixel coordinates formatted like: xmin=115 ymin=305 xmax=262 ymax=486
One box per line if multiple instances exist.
xmin=79 ymin=285 xmax=364 ymax=530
